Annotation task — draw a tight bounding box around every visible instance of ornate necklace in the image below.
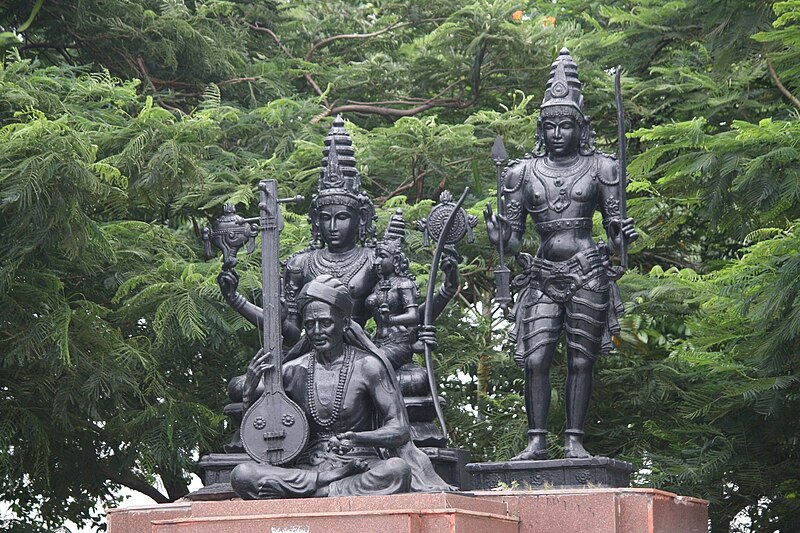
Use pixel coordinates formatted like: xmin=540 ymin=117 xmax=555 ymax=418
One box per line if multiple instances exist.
xmin=309 ymin=246 xmax=370 ymax=286
xmin=534 ymin=156 xmax=592 ymax=186
xmin=306 ymin=345 xmax=354 ymax=429
xmin=533 ymin=157 xmax=595 ymax=212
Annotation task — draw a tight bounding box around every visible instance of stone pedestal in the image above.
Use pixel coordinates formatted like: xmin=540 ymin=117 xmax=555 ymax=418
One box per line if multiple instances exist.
xmin=467 ymin=457 xmax=634 ymax=490
xmin=108 ymin=492 xmax=517 ymax=533
xmin=474 ymin=489 xmax=709 ymax=533
xmin=108 ymin=488 xmax=708 ymax=533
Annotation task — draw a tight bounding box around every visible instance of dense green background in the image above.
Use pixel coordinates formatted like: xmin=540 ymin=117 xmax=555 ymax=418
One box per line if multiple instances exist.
xmin=1 ymin=1 xmax=799 ymax=531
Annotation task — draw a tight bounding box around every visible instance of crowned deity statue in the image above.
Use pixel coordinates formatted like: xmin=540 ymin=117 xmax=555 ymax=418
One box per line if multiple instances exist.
xmin=216 ymin=116 xmax=462 ymax=453
xmin=366 ymin=209 xmax=430 ymax=371
xmin=484 ymin=48 xmax=638 ymax=460
xmin=218 ymin=115 xmax=458 ymax=351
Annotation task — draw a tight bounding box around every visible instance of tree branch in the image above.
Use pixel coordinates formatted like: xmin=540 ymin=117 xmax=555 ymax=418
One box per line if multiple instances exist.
xmin=376 ymin=157 xmax=474 ymax=203
xmin=159 ymin=468 xmax=190 ymax=501
xmin=312 ymin=77 xmax=472 ymax=123
xmin=135 ymin=55 xmax=158 ymax=94
xmin=304 ymin=18 xmax=444 ymax=61
xmin=765 ymin=50 xmax=800 ymax=111
xmin=98 ymin=465 xmax=170 ymax=504
xmin=246 ymin=22 xmax=329 ymax=105
xmin=218 ymin=77 xmax=257 ymax=86
xmin=133 ymin=55 xmax=186 ymax=114
xmin=245 ymin=22 xmax=292 ymax=56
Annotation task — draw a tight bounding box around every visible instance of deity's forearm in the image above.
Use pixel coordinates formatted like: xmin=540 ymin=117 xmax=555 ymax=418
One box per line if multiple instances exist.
xmin=505 ymin=232 xmax=523 ymax=256
xmin=419 ymin=254 xmax=460 ymax=323
xmin=282 ymin=311 xmax=301 ymax=346
xmin=387 ymin=305 xmax=419 ymax=327
xmin=421 ymin=286 xmax=454 ymax=324
xmin=229 ymin=293 xmax=263 ymax=328
xmin=218 ymin=269 xmax=263 ymax=328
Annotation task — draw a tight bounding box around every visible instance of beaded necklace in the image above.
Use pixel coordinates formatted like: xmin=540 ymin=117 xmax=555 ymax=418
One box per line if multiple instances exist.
xmin=308 ymin=246 xmax=370 ymax=287
xmin=306 ymin=345 xmax=354 ymax=429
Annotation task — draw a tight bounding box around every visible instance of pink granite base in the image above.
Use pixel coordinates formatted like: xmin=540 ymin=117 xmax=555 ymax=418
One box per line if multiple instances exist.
xmin=474 ymin=488 xmax=708 ymax=533
xmin=107 ymin=488 xmax=707 ymax=533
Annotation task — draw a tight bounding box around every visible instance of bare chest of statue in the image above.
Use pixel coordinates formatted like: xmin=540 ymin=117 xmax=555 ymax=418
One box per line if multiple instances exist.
xmin=524 ymin=156 xmax=599 ymax=221
xmin=305 ymin=247 xmax=377 ymax=320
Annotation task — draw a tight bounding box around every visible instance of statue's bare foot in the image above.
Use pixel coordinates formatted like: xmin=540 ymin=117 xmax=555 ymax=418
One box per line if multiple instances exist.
xmin=511 ymin=440 xmax=548 ymax=461
xmin=317 ymin=459 xmax=369 ymax=486
xmin=564 ymin=433 xmax=592 ymax=459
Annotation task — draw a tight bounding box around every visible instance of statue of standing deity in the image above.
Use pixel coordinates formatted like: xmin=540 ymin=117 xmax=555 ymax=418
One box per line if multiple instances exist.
xmin=484 ymin=48 xmax=638 ymax=460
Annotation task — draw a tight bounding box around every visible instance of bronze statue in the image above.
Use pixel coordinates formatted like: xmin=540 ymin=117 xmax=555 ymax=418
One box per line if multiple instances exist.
xmin=484 ymin=48 xmax=638 ymax=460
xmin=216 ymin=116 xmax=462 ymax=450
xmin=366 ymin=209 xmax=426 ymax=370
xmin=217 ymin=116 xmax=459 ymax=353
xmin=230 ymin=275 xmax=453 ymax=498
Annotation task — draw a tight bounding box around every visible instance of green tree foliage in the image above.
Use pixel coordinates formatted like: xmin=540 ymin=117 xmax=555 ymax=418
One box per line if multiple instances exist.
xmin=1 ymin=1 xmax=800 ymax=531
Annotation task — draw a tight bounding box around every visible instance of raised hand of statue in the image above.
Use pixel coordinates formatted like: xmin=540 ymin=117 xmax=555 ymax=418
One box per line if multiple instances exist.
xmin=243 ymin=349 xmax=270 ymax=410
xmin=483 ymin=203 xmax=512 ymax=249
xmin=327 ymin=431 xmax=357 ymax=455
xmin=417 ymin=325 xmax=438 ymax=351
xmin=217 ymin=269 xmax=240 ymax=304
xmin=607 ymin=217 xmax=639 ymax=254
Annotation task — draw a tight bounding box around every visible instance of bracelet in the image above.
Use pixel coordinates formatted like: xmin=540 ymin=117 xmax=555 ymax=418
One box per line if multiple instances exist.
xmin=439 ymin=286 xmax=456 ymax=299
xmin=231 ymin=293 xmax=247 ymax=311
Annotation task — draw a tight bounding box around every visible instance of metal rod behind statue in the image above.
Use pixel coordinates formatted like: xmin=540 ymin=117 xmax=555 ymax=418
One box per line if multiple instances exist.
xmin=614 ymin=67 xmax=629 ymax=271
xmin=491 ymin=136 xmax=512 ymax=307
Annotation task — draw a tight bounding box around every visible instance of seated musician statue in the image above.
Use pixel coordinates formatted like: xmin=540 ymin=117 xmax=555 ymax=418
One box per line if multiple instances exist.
xmin=230 ymin=275 xmax=453 ymax=499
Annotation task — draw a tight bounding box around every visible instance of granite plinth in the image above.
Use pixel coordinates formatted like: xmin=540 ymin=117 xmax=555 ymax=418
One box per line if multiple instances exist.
xmin=108 ymin=488 xmax=708 ymax=533
xmin=467 ymin=457 xmax=634 ymax=490
xmin=475 ymin=488 xmax=709 ymax=533
xmin=108 ymin=492 xmax=517 ymax=533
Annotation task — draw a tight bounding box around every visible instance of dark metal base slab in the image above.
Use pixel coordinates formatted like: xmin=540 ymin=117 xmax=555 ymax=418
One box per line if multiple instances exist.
xmin=189 ymin=447 xmax=473 ymax=500
xmin=466 ymin=456 xmax=634 ymax=490
xmin=421 ymin=447 xmax=472 ymax=490
xmin=186 ymin=453 xmax=254 ymax=501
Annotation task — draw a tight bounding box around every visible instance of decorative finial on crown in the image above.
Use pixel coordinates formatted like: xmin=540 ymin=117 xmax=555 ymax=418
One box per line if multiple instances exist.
xmin=318 ymin=114 xmax=361 ymax=195
xmin=383 ymin=209 xmax=406 ymax=243
xmin=541 ymin=47 xmax=585 ymax=116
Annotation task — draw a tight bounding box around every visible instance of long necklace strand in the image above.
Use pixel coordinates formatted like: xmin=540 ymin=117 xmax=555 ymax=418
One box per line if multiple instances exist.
xmin=306 ymin=345 xmax=353 ymax=429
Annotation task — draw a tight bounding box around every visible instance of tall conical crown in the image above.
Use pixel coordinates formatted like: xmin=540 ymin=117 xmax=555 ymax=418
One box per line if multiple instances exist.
xmin=383 ymin=208 xmax=406 ymax=243
xmin=309 ymin=115 xmax=376 ymax=246
xmin=319 ymin=114 xmax=361 ymax=194
xmin=541 ymin=48 xmax=585 ymax=116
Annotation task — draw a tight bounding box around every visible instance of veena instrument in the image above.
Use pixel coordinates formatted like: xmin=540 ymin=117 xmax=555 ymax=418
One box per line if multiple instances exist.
xmin=239 ymin=180 xmax=309 ymax=464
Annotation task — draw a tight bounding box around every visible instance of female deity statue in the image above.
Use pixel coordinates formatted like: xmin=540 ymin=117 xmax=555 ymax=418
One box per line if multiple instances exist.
xmin=484 ymin=48 xmax=638 ymax=460
xmin=365 ymin=209 xmax=427 ymax=370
